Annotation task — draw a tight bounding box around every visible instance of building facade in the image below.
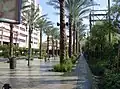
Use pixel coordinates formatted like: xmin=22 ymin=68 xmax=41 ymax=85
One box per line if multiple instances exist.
xmin=0 ymin=22 xmax=40 ymax=49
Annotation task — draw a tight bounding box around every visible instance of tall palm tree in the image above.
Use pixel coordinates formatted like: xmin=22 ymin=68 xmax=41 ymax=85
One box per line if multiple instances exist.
xmin=35 ymin=18 xmax=52 ymax=58
xmin=54 ymin=31 xmax=60 ymax=56
xmin=59 ymin=0 xmax=66 ymax=64
xmin=43 ymin=26 xmax=53 ymax=59
xmin=9 ymin=0 xmax=31 ymax=69
xmin=22 ymin=0 xmax=41 ymax=67
xmin=65 ymin=0 xmax=75 ymax=58
xmin=48 ymin=0 xmax=66 ymax=64
xmin=76 ymin=21 xmax=87 ymax=53
xmin=51 ymin=27 xmax=59 ymax=57
xmin=65 ymin=0 xmax=91 ymax=57
xmin=72 ymin=0 xmax=91 ymax=55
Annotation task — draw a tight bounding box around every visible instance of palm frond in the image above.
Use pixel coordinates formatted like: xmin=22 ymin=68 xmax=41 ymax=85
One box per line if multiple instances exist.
xmin=47 ymin=0 xmax=60 ymax=9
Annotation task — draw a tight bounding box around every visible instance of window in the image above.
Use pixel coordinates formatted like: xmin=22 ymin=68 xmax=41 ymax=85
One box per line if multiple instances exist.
xmin=34 ymin=33 xmax=37 ymax=35
xmin=19 ymin=39 xmax=25 ymax=42
xmin=34 ymin=42 xmax=37 ymax=44
xmin=34 ymin=37 xmax=38 ymax=40
xmin=20 ymin=33 xmax=26 ymax=37
xmin=20 ymin=27 xmax=25 ymax=31
xmin=3 ymin=36 xmax=9 ymax=40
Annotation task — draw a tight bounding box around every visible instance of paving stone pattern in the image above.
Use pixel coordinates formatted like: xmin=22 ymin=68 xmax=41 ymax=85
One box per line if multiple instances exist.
xmin=0 ymin=55 xmax=92 ymax=89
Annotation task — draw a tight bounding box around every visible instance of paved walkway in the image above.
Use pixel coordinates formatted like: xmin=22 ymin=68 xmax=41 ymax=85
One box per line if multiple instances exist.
xmin=0 ymin=55 xmax=93 ymax=89
xmin=72 ymin=54 xmax=93 ymax=89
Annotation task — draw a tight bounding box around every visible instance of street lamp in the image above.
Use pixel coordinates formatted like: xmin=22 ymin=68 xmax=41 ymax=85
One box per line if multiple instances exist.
xmin=57 ymin=22 xmax=68 ymax=26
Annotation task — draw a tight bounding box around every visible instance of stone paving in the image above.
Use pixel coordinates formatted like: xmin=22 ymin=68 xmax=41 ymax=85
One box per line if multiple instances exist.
xmin=0 ymin=55 xmax=93 ymax=89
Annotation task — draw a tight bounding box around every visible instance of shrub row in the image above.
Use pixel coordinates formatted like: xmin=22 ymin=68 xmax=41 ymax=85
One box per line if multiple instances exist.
xmin=53 ymin=55 xmax=77 ymax=72
xmin=0 ymin=44 xmax=40 ymax=58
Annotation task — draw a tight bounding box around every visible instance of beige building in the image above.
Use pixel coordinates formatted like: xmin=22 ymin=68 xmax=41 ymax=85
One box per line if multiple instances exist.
xmin=0 ymin=22 xmax=40 ymax=49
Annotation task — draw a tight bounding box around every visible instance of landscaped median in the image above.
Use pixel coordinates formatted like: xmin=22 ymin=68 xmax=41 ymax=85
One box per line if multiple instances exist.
xmin=53 ymin=55 xmax=78 ymax=72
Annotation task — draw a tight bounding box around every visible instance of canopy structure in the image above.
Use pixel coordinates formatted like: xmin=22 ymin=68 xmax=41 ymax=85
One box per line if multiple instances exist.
xmin=89 ymin=10 xmax=108 ymax=31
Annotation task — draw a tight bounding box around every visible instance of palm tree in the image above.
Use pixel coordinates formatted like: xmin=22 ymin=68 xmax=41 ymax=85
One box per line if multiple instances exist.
xmin=48 ymin=0 xmax=66 ymax=64
xmin=54 ymin=31 xmax=60 ymax=56
xmin=71 ymin=0 xmax=91 ymax=55
xmin=9 ymin=0 xmax=31 ymax=69
xmin=78 ymin=23 xmax=87 ymax=52
xmin=43 ymin=26 xmax=53 ymax=59
xmin=51 ymin=27 xmax=59 ymax=57
xmin=65 ymin=0 xmax=75 ymax=58
xmin=64 ymin=0 xmax=91 ymax=57
xmin=35 ymin=18 xmax=52 ymax=58
xmin=59 ymin=0 xmax=66 ymax=64
xmin=22 ymin=0 xmax=41 ymax=67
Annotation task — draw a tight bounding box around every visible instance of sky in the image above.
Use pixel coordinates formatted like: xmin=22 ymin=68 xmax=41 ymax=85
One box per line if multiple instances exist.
xmin=37 ymin=0 xmax=113 ymax=42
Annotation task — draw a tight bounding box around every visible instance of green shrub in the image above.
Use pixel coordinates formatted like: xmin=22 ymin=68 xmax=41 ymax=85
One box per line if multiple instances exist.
xmin=70 ymin=55 xmax=76 ymax=64
xmin=38 ymin=56 xmax=43 ymax=59
xmin=2 ymin=45 xmax=9 ymax=58
xmin=90 ymin=63 xmax=105 ymax=76
xmin=53 ymin=59 xmax=73 ymax=72
xmin=101 ymin=71 xmax=120 ymax=89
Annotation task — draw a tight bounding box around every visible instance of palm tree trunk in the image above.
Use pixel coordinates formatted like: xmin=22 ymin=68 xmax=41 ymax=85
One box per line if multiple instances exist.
xmin=9 ymin=24 xmax=16 ymax=69
xmin=76 ymin=30 xmax=78 ymax=54
xmin=73 ymin=22 xmax=76 ymax=55
xmin=78 ymin=41 xmax=81 ymax=53
xmin=52 ymin=36 xmax=54 ymax=57
xmin=47 ymin=35 xmax=50 ymax=58
xmin=28 ymin=25 xmax=32 ymax=67
xmin=68 ymin=14 xmax=72 ymax=58
xmin=56 ymin=40 xmax=58 ymax=56
xmin=39 ymin=29 xmax=42 ymax=58
xmin=59 ymin=0 xmax=66 ymax=64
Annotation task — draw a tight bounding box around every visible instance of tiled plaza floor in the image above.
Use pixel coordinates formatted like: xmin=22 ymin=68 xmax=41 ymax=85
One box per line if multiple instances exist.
xmin=0 ymin=55 xmax=92 ymax=89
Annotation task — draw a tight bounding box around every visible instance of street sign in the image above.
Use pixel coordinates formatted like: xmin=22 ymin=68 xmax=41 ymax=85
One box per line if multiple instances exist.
xmin=0 ymin=0 xmax=22 ymax=24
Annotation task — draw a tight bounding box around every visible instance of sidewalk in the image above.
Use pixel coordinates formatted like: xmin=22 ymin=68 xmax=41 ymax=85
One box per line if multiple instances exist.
xmin=72 ymin=54 xmax=93 ymax=89
xmin=0 ymin=56 xmax=93 ymax=89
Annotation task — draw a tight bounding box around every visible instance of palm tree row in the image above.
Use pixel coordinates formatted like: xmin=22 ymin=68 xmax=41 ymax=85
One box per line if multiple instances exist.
xmin=9 ymin=0 xmax=90 ymax=68
xmin=47 ymin=0 xmax=92 ymax=64
xmin=21 ymin=0 xmax=60 ymax=67
xmin=22 ymin=0 xmax=42 ymax=66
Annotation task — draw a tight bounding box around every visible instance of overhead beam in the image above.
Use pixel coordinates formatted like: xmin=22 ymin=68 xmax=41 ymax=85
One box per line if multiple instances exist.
xmin=91 ymin=10 xmax=108 ymax=12
xmin=91 ymin=20 xmax=106 ymax=22
xmin=90 ymin=14 xmax=107 ymax=16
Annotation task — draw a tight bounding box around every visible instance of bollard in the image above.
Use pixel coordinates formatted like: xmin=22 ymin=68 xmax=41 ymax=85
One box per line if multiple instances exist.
xmin=2 ymin=83 xmax=12 ymax=89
